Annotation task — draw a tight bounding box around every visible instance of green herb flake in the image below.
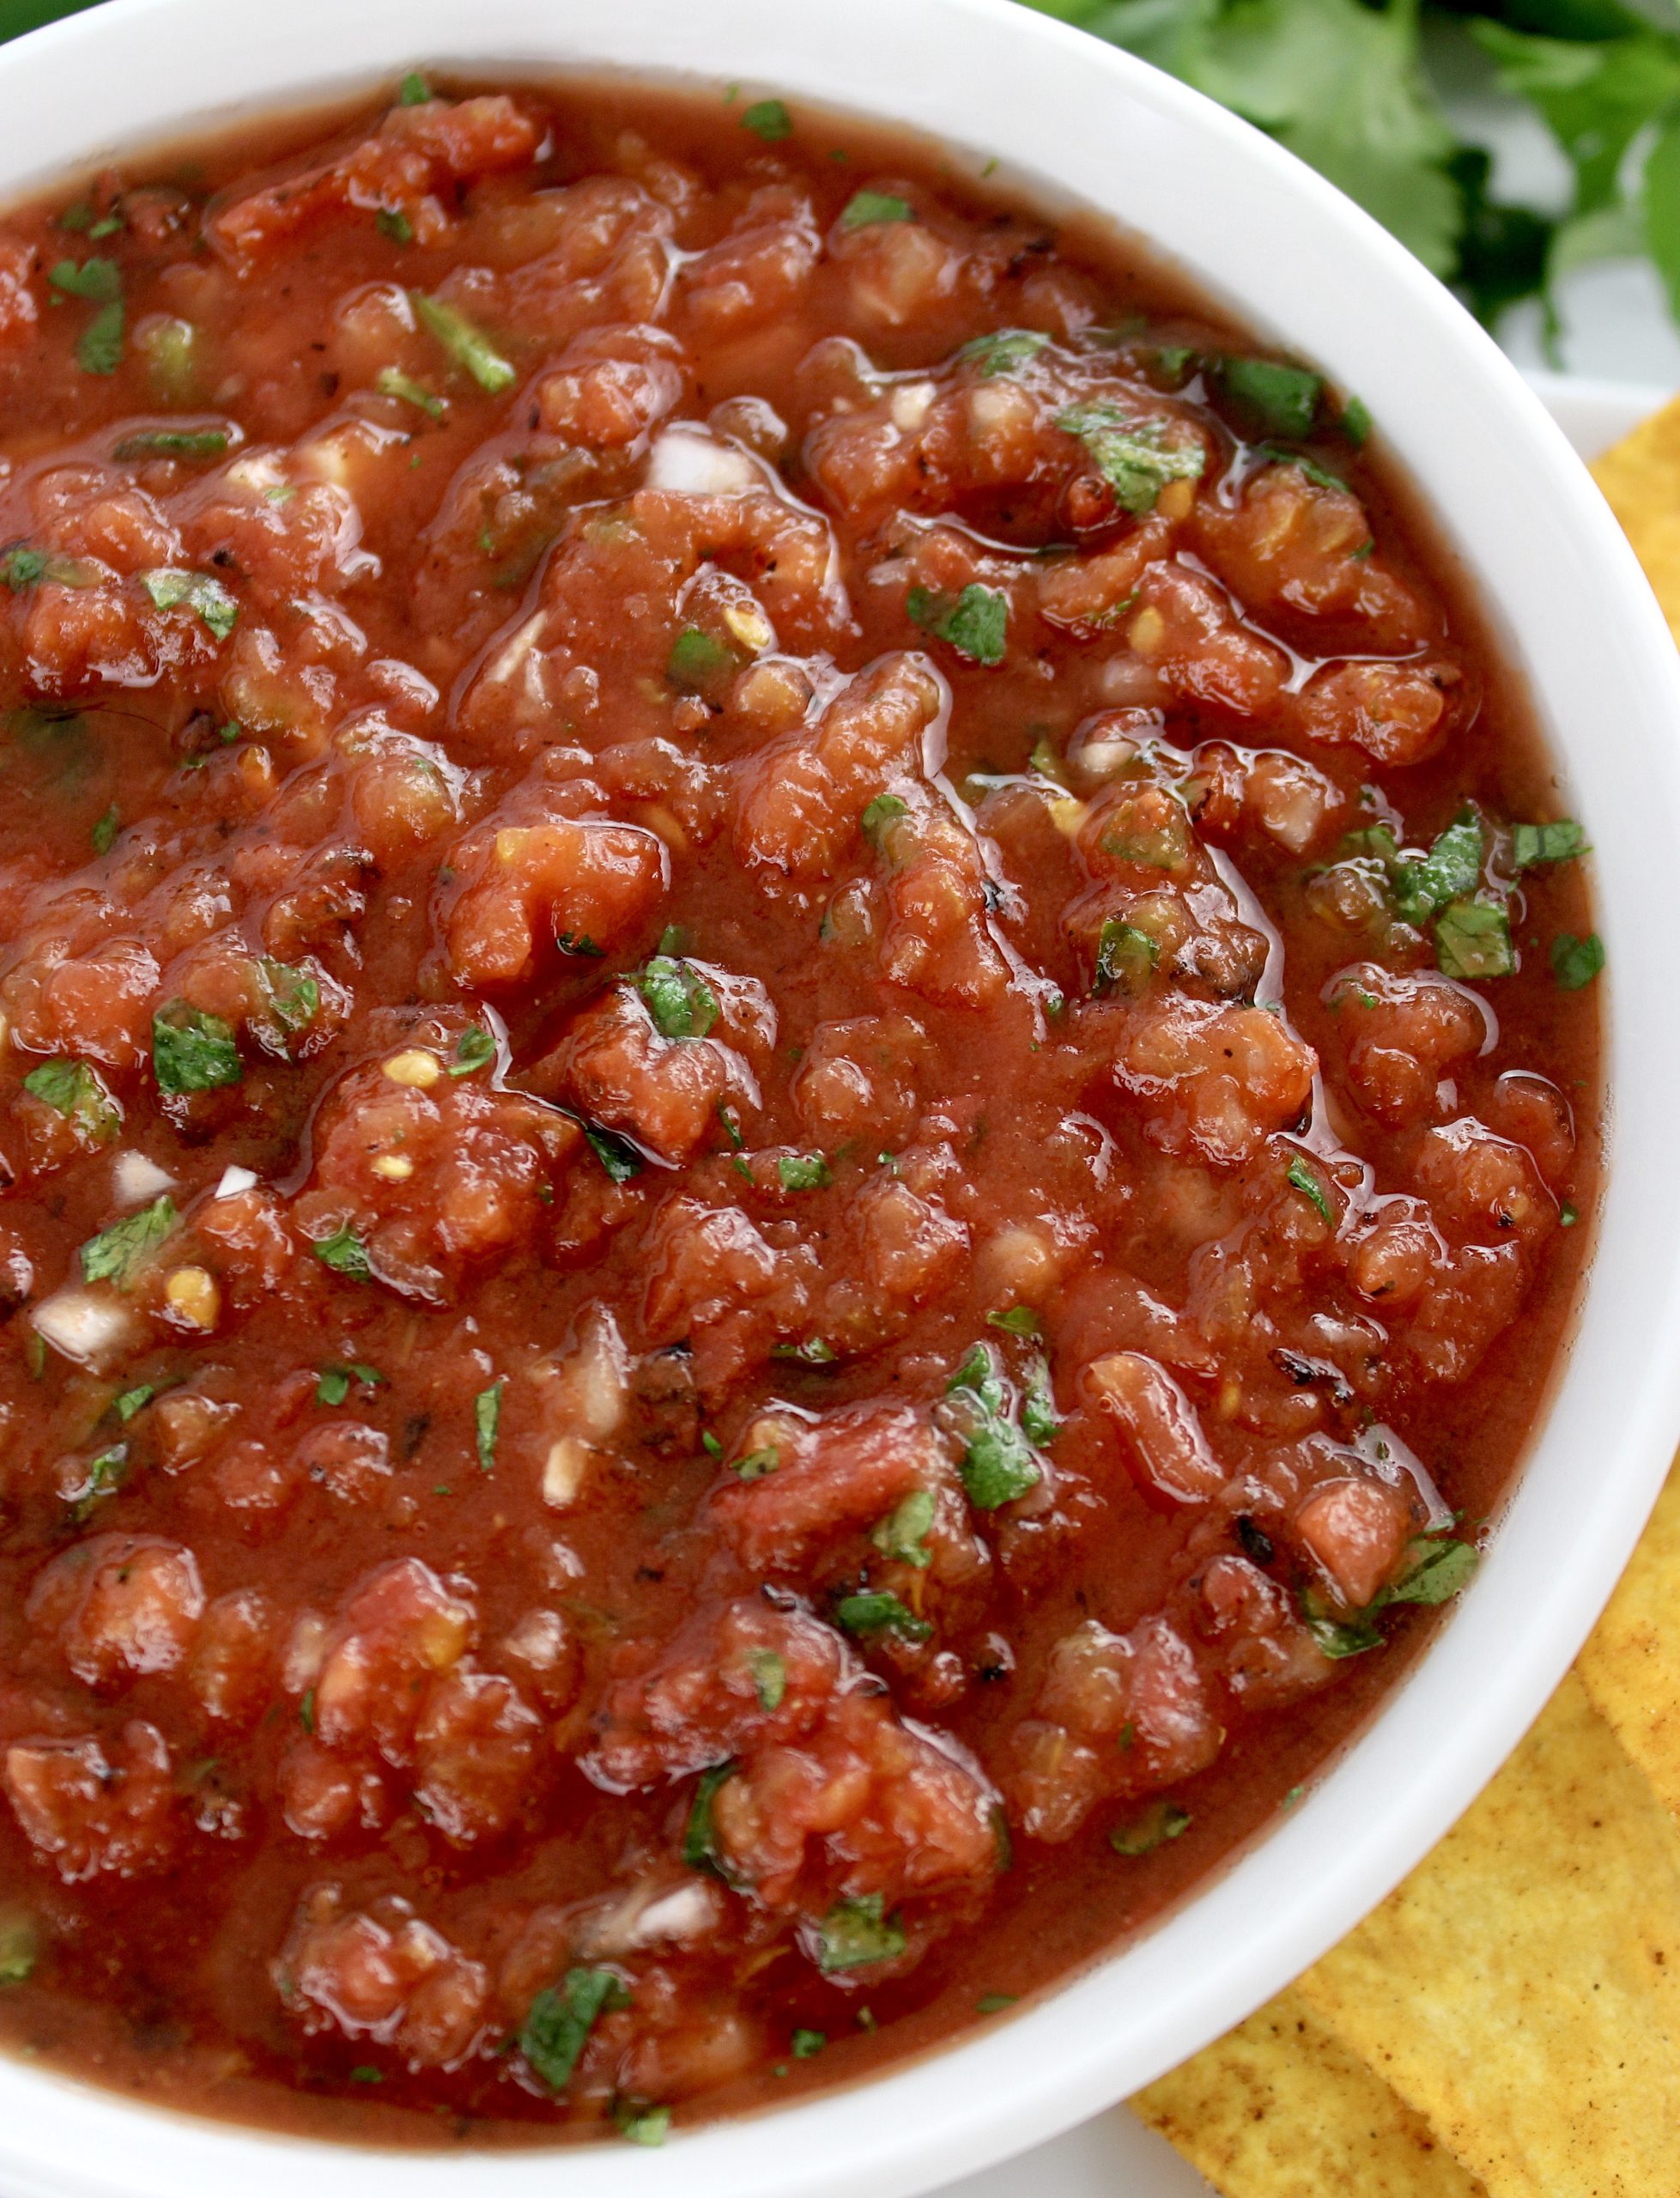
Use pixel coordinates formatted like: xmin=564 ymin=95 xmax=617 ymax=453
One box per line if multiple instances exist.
xmin=449 ymin=1025 xmax=496 ymax=1078
xmin=89 ymin=803 xmax=119 ymax=855
xmin=906 ymin=580 xmax=1009 ymax=665
xmin=1286 ymin=1155 xmax=1335 ymax=1226
xmin=1341 ymin=397 xmax=1373 ymax=446
xmin=1550 ymin=930 xmax=1604 ymax=991
xmin=769 ymin=1337 xmax=837 ymax=1368
xmin=749 ymin=1648 xmax=786 ymax=1711
xmin=376 ymin=367 xmax=444 ymax=418
xmin=615 ymin=2102 xmax=670 ymax=2146
xmin=1435 ymin=897 xmax=1515 ymax=981
xmin=717 ymin=1101 xmax=745 ymax=1150
xmin=315 ymin=1368 xmax=351 ymax=1408
xmin=1561 ymin=1201 xmax=1580 ymax=1228
xmin=520 ymin=1966 xmax=630 ymax=2092
xmin=816 ymin=1893 xmax=907 ymax=1972
xmin=113 ymin=428 xmax=228 ymax=462
xmin=23 ymin=1058 xmax=118 ymax=1142
xmin=349 ymin=2067 xmax=383 ymax=2085
xmin=80 ymin=1196 xmax=176 ymax=1289
xmin=375 ymin=207 xmax=415 ymax=244
xmin=76 ymin=301 xmax=125 ymax=376
xmin=839 ymin=190 xmax=915 ymax=230
xmin=312 ymin=1223 xmax=372 ymax=1281
xmin=397 ymin=71 xmax=433 ymax=105
xmin=409 ymin=291 xmax=517 ymax=395
xmin=0 ymin=545 xmax=45 ymax=591
xmin=1094 ymin=916 xmax=1159 ymax=998
xmin=1021 ymin=1358 xmax=1058 ymax=1448
xmin=861 ymin=791 xmax=910 ymax=848
xmin=734 ymin=1446 xmax=779 ymax=1479
xmin=112 ymin=1384 xmax=155 ymax=1424
xmin=152 ymin=1001 xmax=240 ymax=1093
xmin=1512 ymin=818 xmax=1586 ymax=870
xmin=1055 ymin=403 xmax=1205 ymax=516
xmin=71 ymin=1443 xmax=130 ymax=1522
xmin=257 ymin=958 xmax=319 ymax=1037
xmin=791 ymin=2028 xmax=826 ymax=2057
xmin=961 ymin=1418 xmax=1040 ymax=1511
xmin=742 ymin=98 xmax=792 ymax=141
xmin=1253 ymin=442 xmax=1348 ymax=492
xmin=141 ymin=568 xmax=239 ymax=641
xmin=958 ymin=327 xmax=1051 ymax=378
xmin=636 ymin=954 xmax=719 ymax=1041
xmin=835 ymin=1590 xmax=932 ymax=1642
xmin=558 ymin=931 xmax=604 ymax=959
xmin=579 ymin=1119 xmax=644 ymax=1184
xmin=778 ymin=1152 xmax=832 ymax=1192
xmin=299 ymin=1688 xmax=316 ymax=1734
xmin=976 ymin=1993 xmax=1017 ymax=2014
xmin=474 ymin=1379 xmax=504 ymax=1471
xmin=1210 ymin=355 xmax=1322 ymax=439
xmin=0 ymin=1916 xmax=36 ymax=1987
xmin=682 ymin=1760 xmax=737 ymax=1875
xmin=665 ymin=625 xmax=737 ymax=691
xmin=50 ymin=255 xmax=121 ymax=303
xmin=1109 ymin=1800 xmax=1192 ymax=1856
xmin=871 ymin=1487 xmax=936 ymax=1569
xmin=987 ymin=1305 xmax=1040 ymax=1339
xmin=1386 ymin=1533 xmax=1479 ymax=1606
xmin=1391 ymin=809 xmax=1483 ymax=927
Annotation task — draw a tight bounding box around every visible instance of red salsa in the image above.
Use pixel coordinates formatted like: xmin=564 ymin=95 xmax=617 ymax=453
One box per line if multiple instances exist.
xmin=0 ymin=76 xmax=1598 ymax=2143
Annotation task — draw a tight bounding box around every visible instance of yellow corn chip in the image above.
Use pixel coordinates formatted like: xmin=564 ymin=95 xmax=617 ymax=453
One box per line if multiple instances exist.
xmin=1293 ymin=1672 xmax=1680 ymax=2198
xmin=1578 ymin=1457 xmax=1680 ymax=1822
xmin=1133 ymin=1984 xmax=1488 ymax=2197
xmin=1592 ymin=396 xmax=1680 ymax=646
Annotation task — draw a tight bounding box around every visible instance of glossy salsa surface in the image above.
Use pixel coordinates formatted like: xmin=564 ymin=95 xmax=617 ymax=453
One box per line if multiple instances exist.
xmin=0 ymin=76 xmax=1598 ymax=2145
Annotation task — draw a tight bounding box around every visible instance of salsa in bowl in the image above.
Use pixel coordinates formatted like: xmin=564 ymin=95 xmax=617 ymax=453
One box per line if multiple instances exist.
xmin=0 ymin=3 xmax=1674 ymax=2197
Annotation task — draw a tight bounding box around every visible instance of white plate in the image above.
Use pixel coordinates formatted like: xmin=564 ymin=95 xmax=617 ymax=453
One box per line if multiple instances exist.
xmin=932 ymin=359 xmax=1665 ymax=2198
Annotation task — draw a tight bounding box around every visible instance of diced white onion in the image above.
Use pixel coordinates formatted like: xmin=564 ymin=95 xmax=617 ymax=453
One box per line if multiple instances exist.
xmin=282 ymin=1613 xmax=329 ymax=1693
xmin=112 ymin=1151 xmax=174 ymax=1205
xmin=646 ymin=427 xmax=761 ymax=497
xmin=543 ymin=1437 xmax=591 ymax=1509
xmin=30 ymin=1288 xmax=134 ymax=1369
xmin=889 ymin=379 xmax=937 ymax=434
xmin=214 ymin=1164 xmax=258 ymax=1200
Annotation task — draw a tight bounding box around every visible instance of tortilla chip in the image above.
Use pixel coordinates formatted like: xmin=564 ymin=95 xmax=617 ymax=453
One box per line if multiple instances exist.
xmin=1577 ymin=1457 xmax=1680 ymax=1822
xmin=1133 ymin=1983 xmax=1488 ymax=2196
xmin=1293 ymin=1672 xmax=1680 ymax=2198
xmin=1592 ymin=395 xmax=1680 ymax=646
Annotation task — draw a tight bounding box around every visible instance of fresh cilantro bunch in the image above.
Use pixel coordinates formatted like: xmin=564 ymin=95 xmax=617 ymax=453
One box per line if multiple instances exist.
xmin=1019 ymin=0 xmax=1680 ymax=331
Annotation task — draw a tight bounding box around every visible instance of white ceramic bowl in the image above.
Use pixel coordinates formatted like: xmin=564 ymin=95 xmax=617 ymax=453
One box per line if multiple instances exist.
xmin=3 ymin=3 xmax=1679 ymax=2195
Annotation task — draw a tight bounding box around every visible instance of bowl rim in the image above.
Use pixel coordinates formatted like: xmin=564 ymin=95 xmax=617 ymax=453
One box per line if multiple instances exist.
xmin=2 ymin=2 xmax=1679 ymax=2195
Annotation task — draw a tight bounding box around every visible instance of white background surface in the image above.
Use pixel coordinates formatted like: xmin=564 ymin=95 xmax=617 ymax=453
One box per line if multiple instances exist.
xmin=933 ymin=362 xmax=1662 ymax=2198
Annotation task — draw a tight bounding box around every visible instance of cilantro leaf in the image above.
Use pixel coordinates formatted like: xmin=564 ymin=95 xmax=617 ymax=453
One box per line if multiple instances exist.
xmin=682 ymin=1760 xmax=737 ymax=1876
xmin=861 ymin=792 xmax=910 ymax=848
xmin=410 ymin=291 xmax=517 ymax=394
xmin=313 ymin=1223 xmax=372 ymax=1280
xmin=80 ymin=1196 xmax=176 ymax=1288
xmin=666 ymin=625 xmax=737 ymax=691
xmin=742 ymin=97 xmax=792 ymax=139
xmin=871 ymin=1487 xmax=935 ymax=1568
xmin=839 ymin=190 xmax=915 ymax=228
xmin=475 ymin=1379 xmax=503 ymax=1470
xmin=1094 ymin=916 xmax=1159 ymax=997
xmin=50 ymin=256 xmax=120 ymax=302
xmin=1109 ymin=1800 xmax=1192 ymax=1855
xmin=958 ymin=327 xmax=1052 ymax=376
xmin=636 ymin=955 xmax=719 ymax=1040
xmin=578 ymin=1117 xmax=644 ymax=1184
xmin=153 ymin=1001 xmax=240 ymax=1093
xmin=1390 ymin=809 xmax=1483 ymax=926
xmin=906 ymin=581 xmax=1009 ymax=665
xmin=1550 ymin=930 xmax=1604 ymax=989
xmin=24 ymin=1058 xmax=118 ymax=1141
xmin=76 ymin=301 xmax=124 ymax=376
xmin=1511 ymin=817 xmax=1586 ymax=869
xmin=256 ymin=958 xmax=319 ymax=1038
xmin=141 ymin=568 xmax=239 ymax=641
xmin=816 ymin=1893 xmax=907 ymax=1971
xmin=449 ymin=1025 xmax=495 ymax=1077
xmin=1435 ymin=896 xmax=1515 ymax=980
xmin=520 ymin=1967 xmax=630 ymax=2092
xmin=778 ymin=1152 xmax=832 ymax=1192
xmin=835 ymin=1590 xmax=933 ymax=1642
xmin=1055 ymin=403 xmax=1205 ymax=514
xmin=0 ymin=546 xmax=45 ymax=591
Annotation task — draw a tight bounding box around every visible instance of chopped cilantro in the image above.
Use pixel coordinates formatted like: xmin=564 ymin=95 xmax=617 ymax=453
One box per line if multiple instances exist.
xmin=349 ymin=2067 xmax=383 ymax=2085
xmin=1435 ymin=897 xmax=1514 ymax=980
xmin=906 ymin=580 xmax=1009 ymax=665
xmin=113 ymin=428 xmax=228 ymax=461
xmin=976 ymin=1993 xmax=1018 ymax=2014
xmin=871 ymin=1487 xmax=935 ymax=1568
xmin=449 ymin=1025 xmax=495 ymax=1078
xmin=376 ymin=207 xmax=414 ymax=244
xmin=742 ymin=98 xmax=792 ymax=140
xmin=520 ymin=1967 xmax=629 ymax=2092
xmin=474 ymin=1379 xmax=503 ymax=1471
xmin=76 ymin=301 xmax=124 ymax=377
xmin=958 ymin=327 xmax=1051 ymax=377
xmin=961 ymin=1418 xmax=1040 ymax=1511
xmin=986 ymin=1305 xmax=1040 ymax=1338
xmin=636 ymin=954 xmax=719 ymax=1040
xmin=50 ymin=256 xmax=120 ymax=302
xmin=817 ymin=1894 xmax=907 ymax=1971
xmin=1561 ymin=1201 xmax=1580 ymax=1227
xmin=316 ymin=1363 xmax=384 ymax=1407
xmin=1286 ymin=1155 xmax=1335 ymax=1225
xmin=1390 ymin=809 xmax=1483 ymax=927
xmin=0 ymin=546 xmax=45 ymax=591
xmin=665 ymin=625 xmax=737 ymax=691
xmin=1512 ymin=818 xmax=1586 ymax=869
xmin=1055 ymin=403 xmax=1205 ymax=515
xmin=1021 ymin=1358 xmax=1058 ymax=1448
xmin=770 ymin=1337 xmax=837 ymax=1367
xmin=839 ymin=190 xmax=915 ymax=229
xmin=80 ymin=1197 xmax=176 ymax=1288
xmin=1208 ymin=355 xmax=1322 ymax=439
xmin=778 ymin=1152 xmax=832 ymax=1192
xmin=397 ymin=71 xmax=433 ymax=105
xmin=0 ymin=1916 xmax=36 ymax=1987
xmin=409 ymin=291 xmax=517 ymax=395
xmin=717 ymin=1102 xmax=744 ymax=1149
xmin=90 ymin=803 xmax=119 ymax=855
xmin=836 ymin=1590 xmax=932 ymax=1642
xmin=313 ymin=1223 xmax=372 ymax=1281
xmin=257 ymin=958 xmax=319 ymax=1036
xmin=1342 ymin=397 xmax=1373 ymax=446
xmin=557 ymin=932 xmax=604 ymax=958
xmin=23 ymin=1058 xmax=118 ymax=1142
xmin=1094 ymin=916 xmax=1158 ymax=997
xmin=792 ymin=2028 xmax=826 ymax=2057
xmin=112 ymin=1384 xmax=155 ymax=1423
xmin=734 ymin=1446 xmax=779 ymax=1479
xmin=1109 ymin=1800 xmax=1192 ymax=1855
xmin=1303 ymin=1529 xmax=1478 ymax=1654
xmin=153 ymin=1001 xmax=240 ymax=1093
xmin=71 ymin=1443 xmax=130 ymax=1522
xmin=141 ymin=568 xmax=239 ymax=641
xmin=579 ymin=1118 xmax=644 ymax=1184
xmin=861 ymin=791 xmax=909 ymax=847
xmin=1550 ymin=930 xmax=1604 ymax=990
xmin=299 ymin=1688 xmax=316 ymax=1734
xmin=1253 ymin=442 xmax=1347 ymax=492
xmin=749 ymin=1648 xmax=786 ymax=1711
xmin=614 ymin=2102 xmax=670 ymax=2146
xmin=376 ymin=367 xmax=444 ymax=418
xmin=682 ymin=1760 xmax=737 ymax=1875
